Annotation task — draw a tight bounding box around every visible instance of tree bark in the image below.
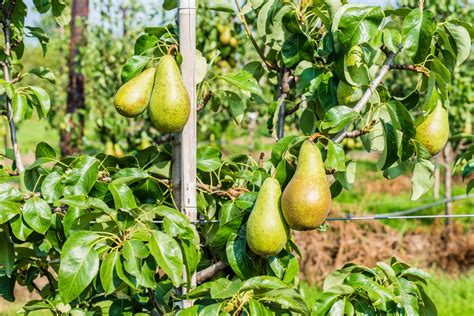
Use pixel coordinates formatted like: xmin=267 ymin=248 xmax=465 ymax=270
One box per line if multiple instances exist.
xmin=60 ymin=0 xmax=89 ymax=156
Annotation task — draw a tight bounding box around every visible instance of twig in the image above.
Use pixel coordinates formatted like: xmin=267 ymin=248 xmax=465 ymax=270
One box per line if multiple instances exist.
xmin=1 ymin=1 xmax=25 ymax=174
xmin=197 ymin=91 xmax=213 ymax=112
xmin=332 ymin=49 xmax=399 ymax=143
xmin=390 ymin=64 xmax=429 ymax=76
xmin=276 ymin=67 xmax=292 ymax=139
xmin=195 ymin=261 xmax=228 ymax=284
xmin=284 ymin=97 xmax=304 ymax=116
xmin=234 ymin=0 xmax=278 ymax=71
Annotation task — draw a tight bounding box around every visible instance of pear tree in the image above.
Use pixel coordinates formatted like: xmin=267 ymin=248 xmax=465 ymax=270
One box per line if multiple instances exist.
xmin=0 ymin=0 xmax=472 ymax=315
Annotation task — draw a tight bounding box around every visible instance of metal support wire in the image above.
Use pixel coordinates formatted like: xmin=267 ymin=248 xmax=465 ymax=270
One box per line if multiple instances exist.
xmin=327 ymin=214 xmax=474 ymax=221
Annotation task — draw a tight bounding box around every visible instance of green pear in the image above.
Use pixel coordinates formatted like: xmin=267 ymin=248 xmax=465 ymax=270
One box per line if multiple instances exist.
xmin=246 ymin=177 xmax=288 ymax=257
xmin=415 ymin=101 xmax=449 ymax=155
xmin=114 ymin=67 xmax=156 ymax=118
xmin=220 ymin=27 xmax=232 ymax=45
xmin=149 ymin=55 xmax=191 ymax=133
xmin=281 ymin=141 xmax=331 ymax=230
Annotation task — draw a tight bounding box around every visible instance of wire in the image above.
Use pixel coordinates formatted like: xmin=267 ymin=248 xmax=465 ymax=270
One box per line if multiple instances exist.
xmin=327 ymin=214 xmax=474 ymax=221
xmin=368 ymin=194 xmax=474 ymax=217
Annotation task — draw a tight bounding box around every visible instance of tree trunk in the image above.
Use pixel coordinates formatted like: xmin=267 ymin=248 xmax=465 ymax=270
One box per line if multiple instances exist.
xmin=443 ymin=142 xmax=453 ymax=229
xmin=60 ymin=0 xmax=89 ymax=156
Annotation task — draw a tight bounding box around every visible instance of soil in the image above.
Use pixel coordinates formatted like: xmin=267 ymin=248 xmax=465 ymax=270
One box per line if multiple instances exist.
xmin=294 ymin=219 xmax=474 ymax=284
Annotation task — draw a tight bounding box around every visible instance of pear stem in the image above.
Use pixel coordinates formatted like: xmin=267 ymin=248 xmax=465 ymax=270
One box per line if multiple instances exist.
xmin=309 ymin=133 xmax=321 ymax=142
xmin=167 ymin=44 xmax=179 ymax=56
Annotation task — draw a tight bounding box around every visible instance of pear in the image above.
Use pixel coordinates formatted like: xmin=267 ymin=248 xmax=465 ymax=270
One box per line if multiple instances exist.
xmin=220 ymin=27 xmax=232 ymax=45
xmin=415 ymin=101 xmax=449 ymax=155
xmin=149 ymin=55 xmax=191 ymax=133
xmin=114 ymin=67 xmax=156 ymax=118
xmin=281 ymin=141 xmax=331 ymax=230
xmin=246 ymin=177 xmax=288 ymax=257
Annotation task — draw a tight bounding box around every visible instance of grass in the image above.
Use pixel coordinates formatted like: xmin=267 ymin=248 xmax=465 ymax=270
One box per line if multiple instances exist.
xmin=299 ymin=269 xmax=474 ymax=315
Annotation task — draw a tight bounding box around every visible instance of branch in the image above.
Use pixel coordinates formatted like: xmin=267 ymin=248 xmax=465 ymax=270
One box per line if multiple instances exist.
xmin=195 ymin=261 xmax=228 ymax=284
xmin=332 ymin=49 xmax=399 ymax=144
xmin=234 ymin=0 xmax=278 ymax=71
xmin=1 ymin=0 xmax=25 ymax=174
xmin=390 ymin=64 xmax=429 ymax=76
xmin=197 ymin=91 xmax=213 ymax=112
xmin=276 ymin=67 xmax=292 ymax=139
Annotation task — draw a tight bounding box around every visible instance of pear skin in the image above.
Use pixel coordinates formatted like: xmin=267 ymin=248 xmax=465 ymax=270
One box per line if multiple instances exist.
xmin=149 ymin=55 xmax=190 ymax=133
xmin=246 ymin=177 xmax=288 ymax=257
xmin=415 ymin=101 xmax=449 ymax=155
xmin=281 ymin=141 xmax=331 ymax=230
xmin=114 ymin=67 xmax=156 ymax=117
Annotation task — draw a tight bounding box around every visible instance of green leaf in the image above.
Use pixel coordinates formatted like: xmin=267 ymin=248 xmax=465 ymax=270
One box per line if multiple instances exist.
xmin=121 ymin=56 xmax=150 ymax=83
xmin=411 ymin=159 xmax=434 ymax=200
xmin=376 ymin=121 xmax=398 ymax=171
xmin=248 ymin=298 xmax=273 ymax=316
xmin=218 ymin=70 xmax=260 ymax=94
xmin=258 ymin=288 xmax=309 ymax=314
xmin=325 ymin=141 xmax=346 ymax=172
xmin=0 ymin=228 xmax=15 ymax=277
xmin=332 ymin=5 xmax=384 ymax=52
xmin=134 ymin=33 xmax=159 ymax=55
xmin=108 ymin=183 xmax=137 ymax=209
xmin=63 ymin=156 xmax=99 ymax=196
xmin=111 ymin=168 xmax=149 ymax=185
xmin=10 ymin=215 xmax=33 ymax=241
xmin=51 ymin=0 xmax=71 ymax=25
xmin=100 ymin=250 xmax=121 ymax=295
xmin=41 ymin=171 xmax=64 ymax=203
xmin=282 ymin=34 xmax=313 ymax=67
xmin=445 ymin=22 xmax=471 ymax=66
xmin=149 ymin=230 xmax=183 ymax=287
xmin=33 ymin=0 xmax=51 ymax=13
xmin=22 ymin=197 xmax=52 ymax=234
xmin=29 ymin=66 xmax=56 ymax=83
xmin=223 ymin=91 xmax=245 ymax=125
xmin=321 ymin=106 xmax=358 ymax=134
xmin=197 ymin=146 xmax=222 ymax=172
xmin=401 ymin=9 xmax=436 ymax=63
xmin=25 ymin=26 xmax=49 ymax=55
xmin=28 ymin=86 xmax=51 ymax=118
xmin=0 ymin=183 xmax=22 ymax=202
xmin=35 ymin=142 xmax=56 ymax=160
xmin=123 ymin=239 xmax=147 ymax=278
xmin=0 ymin=275 xmax=15 ymax=302
xmin=58 ymin=231 xmax=101 ymax=304
xmin=210 ymin=278 xmax=242 ymax=299
xmin=311 ymin=293 xmax=339 ymax=316
xmin=115 ymin=255 xmax=138 ymax=289
xmin=0 ymin=201 xmax=21 ymax=224
xmin=154 ymin=206 xmax=196 ymax=241
xmin=226 ymin=225 xmax=253 ymax=279
xmin=198 ymin=303 xmax=222 ymax=316
xmin=211 ymin=202 xmax=243 ymax=249
xmin=163 ymin=0 xmax=177 ymax=10
xmin=12 ymin=92 xmax=28 ymax=122
xmin=241 ymin=276 xmax=289 ymax=293
xmin=209 ymin=0 xmax=234 ymax=12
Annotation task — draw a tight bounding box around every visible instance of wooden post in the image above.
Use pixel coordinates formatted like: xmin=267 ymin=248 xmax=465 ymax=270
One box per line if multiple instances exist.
xmin=175 ymin=0 xmax=197 ymax=308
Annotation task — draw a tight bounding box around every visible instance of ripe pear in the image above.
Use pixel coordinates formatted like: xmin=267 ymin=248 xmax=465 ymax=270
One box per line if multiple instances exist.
xmin=246 ymin=177 xmax=288 ymax=257
xmin=220 ymin=27 xmax=232 ymax=45
xmin=415 ymin=101 xmax=449 ymax=155
xmin=281 ymin=141 xmax=331 ymax=230
xmin=114 ymin=67 xmax=156 ymax=117
xmin=149 ymin=55 xmax=190 ymax=133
